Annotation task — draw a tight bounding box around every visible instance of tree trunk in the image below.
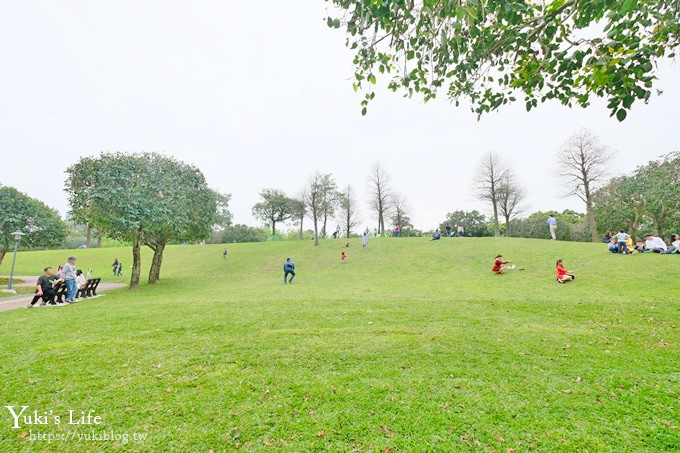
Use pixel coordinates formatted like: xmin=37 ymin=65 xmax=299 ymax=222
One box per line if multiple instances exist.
xmin=85 ymin=225 xmax=92 ymax=248
xmin=0 ymin=243 xmax=8 ymax=268
xmin=505 ymin=215 xmax=511 ymax=237
xmin=313 ymin=218 xmax=319 ymax=246
xmin=492 ymin=200 xmax=500 ymax=237
xmin=130 ymin=233 xmax=142 ymax=290
xmin=271 ymin=220 xmax=276 ymax=236
xmin=298 ymin=215 xmax=304 ymax=240
xmin=148 ymin=242 xmax=166 ymax=284
xmin=96 ymin=235 xmax=102 ymax=248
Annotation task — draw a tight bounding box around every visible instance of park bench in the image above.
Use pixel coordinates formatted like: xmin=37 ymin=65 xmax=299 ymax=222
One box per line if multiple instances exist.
xmin=76 ymin=278 xmax=101 ymax=299
xmin=53 ymin=282 xmax=69 ymax=303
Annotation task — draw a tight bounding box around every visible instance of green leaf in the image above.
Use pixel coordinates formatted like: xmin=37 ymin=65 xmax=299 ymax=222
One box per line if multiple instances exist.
xmin=616 ymin=108 xmax=627 ymax=122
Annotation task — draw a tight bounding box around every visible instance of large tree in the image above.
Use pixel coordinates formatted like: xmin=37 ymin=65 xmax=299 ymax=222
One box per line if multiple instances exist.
xmin=496 ymin=172 xmax=527 ymax=237
xmin=556 ymin=130 xmax=613 ymax=242
xmin=0 ymin=186 xmax=68 ymax=267
xmin=326 ymin=0 xmax=678 ymax=120
xmin=290 ymin=194 xmax=307 ymax=240
xmin=319 ymin=174 xmax=341 ymax=238
xmin=339 ymin=184 xmax=360 ymax=238
xmin=439 ymin=210 xmax=490 ymax=237
xmin=593 ymin=175 xmax=645 ymax=240
xmin=367 ymin=162 xmax=393 ymax=235
xmin=66 ymin=153 xmax=218 ymax=289
xmin=252 ymin=189 xmax=294 ymax=236
xmin=390 ymin=193 xmax=413 ymax=231
xmin=473 ymin=152 xmax=508 ymax=237
xmin=634 ymin=152 xmax=680 ymax=236
xmin=305 ymin=172 xmax=326 ymax=246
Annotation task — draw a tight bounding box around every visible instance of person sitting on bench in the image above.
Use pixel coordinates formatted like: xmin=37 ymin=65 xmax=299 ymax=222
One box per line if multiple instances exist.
xmin=27 ymin=267 xmax=63 ymax=308
xmin=75 ymin=269 xmax=88 ymax=298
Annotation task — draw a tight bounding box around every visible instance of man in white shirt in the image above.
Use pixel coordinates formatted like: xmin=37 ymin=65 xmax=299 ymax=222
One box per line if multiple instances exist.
xmin=644 ymin=234 xmax=676 ymax=254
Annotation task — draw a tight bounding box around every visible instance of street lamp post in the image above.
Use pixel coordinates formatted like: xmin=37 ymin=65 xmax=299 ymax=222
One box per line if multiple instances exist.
xmin=3 ymin=230 xmax=25 ymax=294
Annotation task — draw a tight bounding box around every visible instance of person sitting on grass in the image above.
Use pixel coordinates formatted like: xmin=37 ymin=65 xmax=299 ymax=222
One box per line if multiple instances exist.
xmin=644 ymin=234 xmax=676 ymax=254
xmin=625 ymin=236 xmax=637 ymax=254
xmin=27 ymin=267 xmax=63 ymax=308
xmin=492 ymin=255 xmax=513 ymax=274
xmin=75 ymin=270 xmax=88 ymax=298
xmin=283 ymin=258 xmax=296 ymax=284
xmin=671 ymin=234 xmax=680 ymax=253
xmin=556 ymin=259 xmax=575 ymax=283
xmin=430 ymin=230 xmax=441 ymax=241
xmin=607 ymin=237 xmax=619 ymax=253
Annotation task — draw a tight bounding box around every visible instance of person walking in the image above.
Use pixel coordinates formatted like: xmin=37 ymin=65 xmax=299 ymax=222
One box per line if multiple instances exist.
xmin=223 ymin=249 xmax=228 ymax=260
xmin=112 ymin=258 xmax=119 ymax=276
xmin=62 ymin=256 xmax=78 ymax=303
xmin=362 ymin=231 xmax=369 ymax=251
xmin=395 ymin=224 xmax=401 ymax=238
xmin=283 ymin=258 xmax=296 ymax=284
xmin=27 ymin=267 xmax=63 ymax=308
xmin=457 ymin=224 xmax=465 ymax=237
xmin=117 ymin=261 xmax=123 ymax=276
xmin=445 ymin=224 xmax=452 ymax=237
xmin=547 ymin=214 xmax=558 ymax=240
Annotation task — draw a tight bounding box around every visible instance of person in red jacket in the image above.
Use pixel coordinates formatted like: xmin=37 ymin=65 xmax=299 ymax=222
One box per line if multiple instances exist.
xmin=556 ymin=259 xmax=575 ymax=283
xmin=492 ymin=255 xmax=512 ymax=274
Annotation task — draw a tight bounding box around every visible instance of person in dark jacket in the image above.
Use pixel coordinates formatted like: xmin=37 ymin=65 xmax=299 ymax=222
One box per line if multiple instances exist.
xmin=283 ymin=258 xmax=296 ymax=284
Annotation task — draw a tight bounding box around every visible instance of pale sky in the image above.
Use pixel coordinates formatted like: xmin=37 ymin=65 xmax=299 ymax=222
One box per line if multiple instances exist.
xmin=1 ymin=1 xmax=678 ymax=231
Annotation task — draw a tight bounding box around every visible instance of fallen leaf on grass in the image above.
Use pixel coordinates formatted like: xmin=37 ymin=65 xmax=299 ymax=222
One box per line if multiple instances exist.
xmin=18 ymin=432 xmax=29 ymax=439
xmin=563 ymin=389 xmax=573 ymax=394
xmin=665 ymin=422 xmax=678 ymax=429
xmin=316 ymin=431 xmax=326 ymax=438
xmin=497 ymin=435 xmax=505 ymax=443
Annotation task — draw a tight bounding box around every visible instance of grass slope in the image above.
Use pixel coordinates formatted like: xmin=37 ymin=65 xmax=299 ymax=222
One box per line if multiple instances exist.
xmin=0 ymin=238 xmax=678 ymax=452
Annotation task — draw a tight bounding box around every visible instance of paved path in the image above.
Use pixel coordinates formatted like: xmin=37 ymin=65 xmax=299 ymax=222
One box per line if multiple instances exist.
xmin=0 ymin=276 xmax=126 ymax=313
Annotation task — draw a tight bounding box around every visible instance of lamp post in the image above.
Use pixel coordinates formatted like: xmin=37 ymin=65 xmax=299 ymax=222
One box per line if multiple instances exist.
xmin=3 ymin=230 xmax=25 ymax=294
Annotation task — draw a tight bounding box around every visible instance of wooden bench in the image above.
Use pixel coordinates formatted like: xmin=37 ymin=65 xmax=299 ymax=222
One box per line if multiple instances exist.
xmin=76 ymin=278 xmax=101 ymax=299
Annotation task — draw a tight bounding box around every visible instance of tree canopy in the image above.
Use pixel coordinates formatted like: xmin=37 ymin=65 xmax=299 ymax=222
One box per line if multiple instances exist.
xmin=327 ymin=0 xmax=679 ymax=120
xmin=65 ymin=153 xmax=219 ymax=288
xmin=252 ymin=189 xmax=294 ymax=235
xmin=0 ymin=186 xmax=68 ymax=267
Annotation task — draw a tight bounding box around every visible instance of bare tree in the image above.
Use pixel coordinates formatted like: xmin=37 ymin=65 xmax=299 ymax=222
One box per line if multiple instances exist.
xmin=496 ymin=172 xmax=527 ymax=237
xmin=305 ymin=172 xmax=325 ymax=246
xmin=473 ymin=151 xmax=508 ymax=237
xmin=367 ymin=162 xmax=393 ymax=235
xmin=390 ymin=193 xmax=412 ymax=231
xmin=291 ymin=193 xmax=307 ymax=240
xmin=556 ymin=129 xmax=613 ymax=242
xmin=339 ymin=184 xmax=360 ymax=237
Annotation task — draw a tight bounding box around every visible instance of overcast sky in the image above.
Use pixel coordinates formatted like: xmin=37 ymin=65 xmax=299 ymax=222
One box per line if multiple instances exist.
xmin=1 ymin=1 xmax=678 ymax=231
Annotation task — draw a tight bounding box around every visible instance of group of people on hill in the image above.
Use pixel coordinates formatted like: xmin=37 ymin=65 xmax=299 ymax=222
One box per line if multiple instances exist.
xmin=27 ymin=256 xmax=92 ymax=308
xmin=603 ymin=230 xmax=679 ymax=255
xmin=430 ymin=224 xmax=465 ymax=240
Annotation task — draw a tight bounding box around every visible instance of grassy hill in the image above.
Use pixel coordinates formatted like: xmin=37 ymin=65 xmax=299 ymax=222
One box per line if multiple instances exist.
xmin=0 ymin=238 xmax=678 ymax=451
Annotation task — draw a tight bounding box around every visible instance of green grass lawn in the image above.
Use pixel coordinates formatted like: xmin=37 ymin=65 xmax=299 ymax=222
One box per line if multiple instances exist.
xmin=0 ymin=238 xmax=678 ymax=451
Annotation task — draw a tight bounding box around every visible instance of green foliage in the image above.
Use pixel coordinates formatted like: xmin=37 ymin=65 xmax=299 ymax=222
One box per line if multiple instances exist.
xmin=440 ymin=210 xmax=490 ymax=237
xmin=513 ymin=210 xmax=590 ymax=242
xmin=593 ymin=152 xmax=680 ymax=239
xmin=327 ymin=0 xmax=679 ymax=119
xmin=221 ymin=224 xmax=268 ymax=243
xmin=252 ymin=189 xmax=294 ymax=235
xmin=0 ymin=186 xmax=68 ymax=265
xmin=65 ymin=152 xmax=219 ymax=287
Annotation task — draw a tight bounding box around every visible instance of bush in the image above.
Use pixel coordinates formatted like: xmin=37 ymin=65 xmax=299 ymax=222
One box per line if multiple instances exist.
xmin=221 ymin=225 xmax=268 ymax=243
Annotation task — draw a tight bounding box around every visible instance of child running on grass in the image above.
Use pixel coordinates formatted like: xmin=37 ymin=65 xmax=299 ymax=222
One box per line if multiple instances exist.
xmin=556 ymin=259 xmax=576 ymax=283
xmin=341 ymin=252 xmax=347 ymax=263
xmin=492 ymin=255 xmax=513 ymax=274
